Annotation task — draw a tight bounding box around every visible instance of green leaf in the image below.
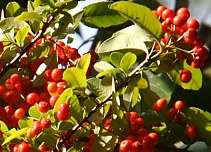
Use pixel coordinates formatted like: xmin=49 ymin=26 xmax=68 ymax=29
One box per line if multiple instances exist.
xmin=82 ymin=2 xmax=127 ymax=28
xmin=0 ymin=17 xmax=29 ymax=30
xmin=69 ymin=95 xmax=83 ymax=121
xmin=77 ymin=53 xmax=91 ymax=74
xmin=141 ymin=89 xmax=159 ymax=109
xmin=87 ymin=77 xmax=112 ymax=97
xmin=184 ymin=107 xmax=211 ymax=144
xmin=4 ymin=27 xmax=15 ymax=43
xmin=37 ymin=134 xmax=57 ymax=148
xmin=110 ymin=52 xmax=124 ymax=68
xmin=0 ymin=121 xmax=8 ymax=132
xmin=110 ymin=1 xmax=162 ymax=39
xmin=15 ymin=12 xmax=42 ymax=21
xmin=169 ymin=61 xmax=202 ymax=90
xmin=123 ymin=86 xmax=140 ymax=110
xmin=120 ymin=52 xmax=137 ymax=73
xmin=145 ymin=70 xmax=175 ymax=101
xmin=18 ymin=118 xmax=34 ymax=129
xmin=16 ymin=26 xmax=31 ymax=46
xmin=53 ymin=88 xmax=73 ymax=113
xmin=63 ymin=67 xmax=87 ymax=89
xmin=34 ymin=0 xmax=55 ymax=8
xmin=28 ymin=105 xmax=42 ymax=119
xmin=6 ymin=2 xmax=23 ymax=17
xmin=96 ymin=68 xmax=122 ymax=78
xmin=94 ymin=61 xmax=114 ymax=73
xmin=2 ymin=127 xmax=28 ymax=145
xmin=28 ymin=42 xmax=52 ymax=62
xmin=97 ymin=25 xmax=149 ymax=61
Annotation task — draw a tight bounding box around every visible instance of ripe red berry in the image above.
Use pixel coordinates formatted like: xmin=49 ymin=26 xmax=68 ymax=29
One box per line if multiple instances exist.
xmin=167 ymin=108 xmax=178 ymax=120
xmin=49 ymin=96 xmax=59 ymax=107
xmin=173 ymin=15 xmax=187 ymax=27
xmin=156 ymin=6 xmax=167 ymax=16
xmin=47 ymin=82 xmax=58 ymax=94
xmin=18 ymin=142 xmax=31 ymax=152
xmin=187 ymin=19 xmax=199 ymax=30
xmin=162 ymin=9 xmax=175 ymax=20
xmin=119 ymin=140 xmax=132 ymax=152
xmin=14 ymin=108 xmax=25 ymax=119
xmin=185 ymin=124 xmax=197 ymax=138
xmin=148 ymin=132 xmax=159 ymax=145
xmin=180 ymin=69 xmax=192 ymax=83
xmin=32 ymin=120 xmax=42 ymax=135
xmin=10 ymin=74 xmax=21 ymax=84
xmin=26 ymin=92 xmax=39 ymax=105
xmin=41 ymin=118 xmax=51 ymax=129
xmin=174 ymin=100 xmax=186 ymax=111
xmin=176 ymin=7 xmax=190 ymax=20
xmin=27 ymin=128 xmax=35 ymax=138
xmin=4 ymin=90 xmax=20 ymax=104
xmin=154 ymin=98 xmax=168 ymax=112
xmin=38 ymin=101 xmax=50 ymax=113
xmin=51 ymin=68 xmax=63 ymax=81
xmin=56 ymin=110 xmax=70 ymax=121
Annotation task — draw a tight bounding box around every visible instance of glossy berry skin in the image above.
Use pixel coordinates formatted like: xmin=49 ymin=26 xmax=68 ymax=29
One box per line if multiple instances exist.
xmin=18 ymin=142 xmax=31 ymax=152
xmin=119 ymin=140 xmax=132 ymax=152
xmin=56 ymin=110 xmax=70 ymax=121
xmin=176 ymin=7 xmax=190 ymax=20
xmin=156 ymin=6 xmax=167 ymax=16
xmin=38 ymin=101 xmax=50 ymax=113
xmin=4 ymin=90 xmax=20 ymax=104
xmin=26 ymin=92 xmax=39 ymax=105
xmin=185 ymin=124 xmax=197 ymax=138
xmin=173 ymin=15 xmax=186 ymax=27
xmin=14 ymin=108 xmax=25 ymax=119
xmin=180 ymin=69 xmax=192 ymax=83
xmin=148 ymin=132 xmax=159 ymax=145
xmin=187 ymin=19 xmax=199 ymax=30
xmin=10 ymin=74 xmax=21 ymax=84
xmin=174 ymin=100 xmax=186 ymax=111
xmin=41 ymin=118 xmax=51 ymax=129
xmin=51 ymin=68 xmax=63 ymax=81
xmin=162 ymin=9 xmax=175 ymax=20
xmin=154 ymin=98 xmax=168 ymax=112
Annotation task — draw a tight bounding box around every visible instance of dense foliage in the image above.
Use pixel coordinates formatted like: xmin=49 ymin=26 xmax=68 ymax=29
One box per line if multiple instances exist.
xmin=0 ymin=0 xmax=210 ymax=152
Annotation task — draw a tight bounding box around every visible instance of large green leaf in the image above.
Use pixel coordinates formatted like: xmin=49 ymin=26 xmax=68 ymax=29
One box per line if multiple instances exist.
xmin=97 ymin=25 xmax=149 ymax=61
xmin=110 ymin=1 xmax=162 ymax=39
xmin=184 ymin=107 xmax=211 ymax=144
xmin=15 ymin=12 xmax=42 ymax=21
xmin=82 ymin=2 xmax=127 ymax=28
xmin=0 ymin=18 xmax=29 ymax=30
xmin=6 ymin=2 xmax=23 ymax=17
xmin=2 ymin=128 xmax=28 ymax=145
xmin=87 ymin=77 xmax=112 ymax=97
xmin=63 ymin=67 xmax=87 ymax=89
xmin=169 ymin=61 xmax=202 ymax=90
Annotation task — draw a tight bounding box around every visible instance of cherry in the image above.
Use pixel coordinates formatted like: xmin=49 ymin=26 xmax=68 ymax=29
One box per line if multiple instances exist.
xmin=180 ymin=69 xmax=192 ymax=83
xmin=185 ymin=124 xmax=197 ymax=138
xmin=38 ymin=101 xmax=50 ymax=113
xmin=174 ymin=100 xmax=186 ymax=111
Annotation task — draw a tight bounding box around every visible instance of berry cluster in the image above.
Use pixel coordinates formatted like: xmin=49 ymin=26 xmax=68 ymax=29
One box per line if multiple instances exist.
xmin=153 ymin=6 xmax=209 ymax=83
xmin=119 ymin=112 xmax=159 ymax=152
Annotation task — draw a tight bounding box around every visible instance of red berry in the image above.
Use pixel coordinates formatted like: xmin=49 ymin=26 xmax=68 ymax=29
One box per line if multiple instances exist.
xmin=14 ymin=108 xmax=25 ymax=119
xmin=41 ymin=118 xmax=51 ymax=129
xmin=51 ymin=68 xmax=63 ymax=81
xmin=180 ymin=69 xmax=192 ymax=83
xmin=173 ymin=15 xmax=187 ymax=27
xmin=27 ymin=128 xmax=35 ymax=138
xmin=185 ymin=124 xmax=197 ymax=138
xmin=167 ymin=108 xmax=178 ymax=120
xmin=162 ymin=9 xmax=175 ymax=20
xmin=47 ymin=82 xmax=58 ymax=94
xmin=130 ymin=141 xmax=140 ymax=152
xmin=4 ymin=90 xmax=20 ymax=104
xmin=38 ymin=101 xmax=50 ymax=113
xmin=119 ymin=140 xmax=132 ymax=152
xmin=32 ymin=120 xmax=42 ymax=135
xmin=154 ymin=98 xmax=168 ymax=112
xmin=56 ymin=110 xmax=70 ymax=121
xmin=148 ymin=132 xmax=159 ymax=145
xmin=176 ymin=7 xmax=190 ymax=20
xmin=10 ymin=74 xmax=21 ymax=84
xmin=26 ymin=92 xmax=39 ymax=105
xmin=49 ymin=96 xmax=59 ymax=107
xmin=187 ymin=19 xmax=199 ymax=30
xmin=18 ymin=142 xmax=31 ymax=152
xmin=156 ymin=6 xmax=167 ymax=16
xmin=4 ymin=105 xmax=15 ymax=116
xmin=174 ymin=100 xmax=186 ymax=111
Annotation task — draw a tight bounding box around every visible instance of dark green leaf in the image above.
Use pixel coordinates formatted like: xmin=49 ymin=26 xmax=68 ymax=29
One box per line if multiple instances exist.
xmin=28 ymin=42 xmax=52 ymax=62
xmin=82 ymin=2 xmax=127 ymax=28
xmin=69 ymin=95 xmax=83 ymax=121
xmin=110 ymin=1 xmax=162 ymax=39
xmin=63 ymin=67 xmax=87 ymax=89
xmin=37 ymin=134 xmax=57 ymax=148
xmin=87 ymin=77 xmax=112 ymax=97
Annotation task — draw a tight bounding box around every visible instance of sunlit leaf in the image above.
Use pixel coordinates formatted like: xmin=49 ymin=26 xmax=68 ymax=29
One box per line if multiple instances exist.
xmin=63 ymin=67 xmax=87 ymax=89
xmin=82 ymin=2 xmax=127 ymax=28
xmin=110 ymin=52 xmax=124 ymax=68
xmin=184 ymin=107 xmax=211 ymax=144
xmin=2 ymin=128 xmax=28 ymax=145
xmin=15 ymin=12 xmax=42 ymax=21
xmin=18 ymin=118 xmax=34 ymax=129
xmin=53 ymin=88 xmax=73 ymax=113
xmin=77 ymin=53 xmax=91 ymax=74
xmin=16 ymin=26 xmax=31 ymax=46
xmin=96 ymin=68 xmax=121 ymax=78
xmin=110 ymin=1 xmax=162 ymax=39
xmin=0 ymin=121 xmax=8 ymax=132
xmin=94 ymin=61 xmax=114 ymax=73
xmin=120 ymin=52 xmax=137 ymax=73
xmin=6 ymin=2 xmax=23 ymax=17
xmin=97 ymin=25 xmax=149 ymax=61
xmin=69 ymin=95 xmax=83 ymax=121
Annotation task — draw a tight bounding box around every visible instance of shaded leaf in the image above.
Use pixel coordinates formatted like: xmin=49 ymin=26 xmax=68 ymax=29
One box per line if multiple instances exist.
xmin=110 ymin=52 xmax=124 ymax=68
xmin=82 ymin=2 xmax=127 ymax=28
